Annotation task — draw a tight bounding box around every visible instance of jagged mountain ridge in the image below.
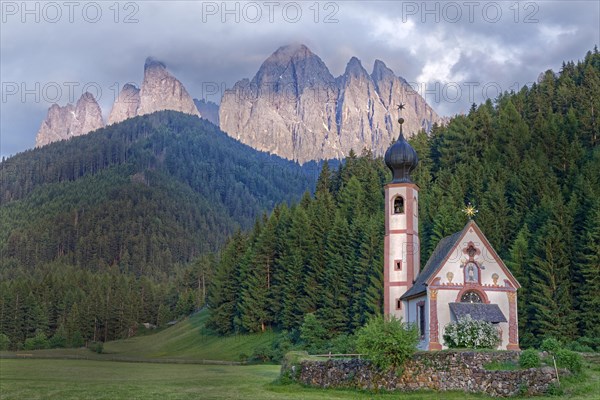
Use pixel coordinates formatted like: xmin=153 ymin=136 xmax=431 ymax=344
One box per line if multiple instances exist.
xmin=35 ymin=58 xmax=201 ymax=147
xmin=35 ymin=92 xmax=105 ymax=147
xmin=219 ymin=44 xmax=442 ymax=163
xmin=34 ymin=45 xmax=442 ymax=163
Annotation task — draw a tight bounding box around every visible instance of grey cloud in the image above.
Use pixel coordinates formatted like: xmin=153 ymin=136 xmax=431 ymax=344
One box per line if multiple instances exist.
xmin=1 ymin=0 xmax=598 ymax=158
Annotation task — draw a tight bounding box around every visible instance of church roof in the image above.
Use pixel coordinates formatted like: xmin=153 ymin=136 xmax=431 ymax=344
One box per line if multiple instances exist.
xmin=400 ymin=220 xmax=521 ymax=301
xmin=449 ymin=302 xmax=507 ymax=323
xmin=400 ymin=226 xmax=468 ymax=300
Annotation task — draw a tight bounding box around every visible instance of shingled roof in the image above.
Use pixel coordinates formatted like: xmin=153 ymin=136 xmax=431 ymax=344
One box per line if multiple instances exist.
xmin=400 ymin=225 xmax=468 ymax=300
xmin=449 ymin=302 xmax=507 ymax=323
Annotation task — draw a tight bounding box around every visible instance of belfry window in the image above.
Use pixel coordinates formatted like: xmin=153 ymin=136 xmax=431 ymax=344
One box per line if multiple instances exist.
xmin=461 ymin=291 xmax=483 ymax=303
xmin=393 ymin=196 xmax=404 ymax=214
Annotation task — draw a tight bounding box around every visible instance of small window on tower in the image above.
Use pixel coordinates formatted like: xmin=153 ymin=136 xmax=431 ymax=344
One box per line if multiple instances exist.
xmin=395 ymin=260 xmax=402 ymax=270
xmin=396 ymin=299 xmax=402 ymax=310
xmin=393 ymin=196 xmax=404 ymax=214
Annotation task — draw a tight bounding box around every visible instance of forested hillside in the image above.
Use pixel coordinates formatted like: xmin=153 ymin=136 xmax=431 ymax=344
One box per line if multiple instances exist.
xmin=208 ymin=49 xmax=600 ymax=347
xmin=0 ymin=111 xmax=316 ymax=347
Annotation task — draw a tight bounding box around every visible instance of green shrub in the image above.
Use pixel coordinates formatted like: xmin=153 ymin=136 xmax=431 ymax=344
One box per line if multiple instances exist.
xmin=555 ymin=349 xmax=583 ymax=373
xmin=300 ymin=313 xmax=329 ymax=354
xmin=567 ymin=336 xmax=600 ymax=352
xmin=443 ymin=315 xmax=500 ymax=349
xmin=566 ymin=341 xmax=594 ymax=353
xmin=269 ymin=334 xmax=296 ymax=363
xmin=519 ymin=349 xmax=541 ymax=368
xmin=328 ymin=333 xmax=357 ymax=354
xmin=69 ymin=331 xmax=85 ymax=348
xmin=540 ymin=337 xmax=562 ymax=354
xmin=23 ymin=331 xmax=49 ymax=350
xmin=356 ymin=315 xmax=418 ymax=372
xmin=0 ymin=333 xmax=10 ymax=351
xmin=49 ymin=326 xmax=67 ymax=348
xmin=250 ymin=344 xmax=273 ymax=362
xmin=88 ymin=341 xmax=104 ymax=354
xmin=546 ymin=382 xmax=564 ymax=396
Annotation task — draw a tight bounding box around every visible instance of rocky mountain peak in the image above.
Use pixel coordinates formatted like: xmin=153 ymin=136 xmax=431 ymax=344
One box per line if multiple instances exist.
xmin=35 ymin=57 xmax=201 ymax=147
xmin=35 ymin=92 xmax=104 ymax=147
xmin=255 ymin=44 xmax=335 ymax=91
xmin=268 ymin=43 xmax=312 ymax=63
xmin=220 ymin=45 xmax=442 ymax=163
xmin=108 ymin=84 xmax=141 ymax=125
xmin=144 ymin=57 xmax=167 ymax=71
xmin=344 ymin=57 xmax=369 ymax=79
xmin=137 ymin=57 xmax=200 ymax=118
xmin=372 ymin=59 xmax=394 ymax=81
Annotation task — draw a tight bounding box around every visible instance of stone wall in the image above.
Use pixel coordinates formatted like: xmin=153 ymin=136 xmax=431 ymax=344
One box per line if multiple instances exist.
xmin=282 ymin=351 xmax=565 ymax=397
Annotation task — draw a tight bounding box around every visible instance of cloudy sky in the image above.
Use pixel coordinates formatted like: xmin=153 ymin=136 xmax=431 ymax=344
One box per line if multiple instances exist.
xmin=1 ymin=0 xmax=598 ymax=158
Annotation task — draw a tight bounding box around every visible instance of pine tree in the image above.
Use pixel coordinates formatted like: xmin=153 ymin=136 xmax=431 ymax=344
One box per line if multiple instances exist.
xmin=529 ymin=210 xmax=578 ymax=342
xmin=239 ymin=217 xmax=277 ymax=332
xmin=579 ymin=200 xmax=600 ymax=337
xmin=280 ymin=207 xmax=312 ymax=330
xmin=507 ymin=225 xmax=534 ymax=347
xmin=318 ymin=212 xmax=353 ymax=334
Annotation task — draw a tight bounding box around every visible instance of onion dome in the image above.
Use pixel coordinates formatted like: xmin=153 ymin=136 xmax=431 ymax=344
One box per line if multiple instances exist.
xmin=384 ymin=110 xmax=418 ymax=183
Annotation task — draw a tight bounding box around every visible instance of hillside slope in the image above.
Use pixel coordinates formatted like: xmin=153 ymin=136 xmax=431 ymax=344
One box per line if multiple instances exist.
xmin=104 ymin=310 xmax=274 ymax=362
xmin=0 ymin=111 xmax=315 ymax=276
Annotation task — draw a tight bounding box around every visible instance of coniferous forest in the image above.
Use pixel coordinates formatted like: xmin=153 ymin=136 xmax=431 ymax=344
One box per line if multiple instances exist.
xmin=0 ymin=111 xmax=317 ymax=347
xmin=1 ymin=49 xmax=599 ymax=350
xmin=208 ymin=49 xmax=600 ymax=348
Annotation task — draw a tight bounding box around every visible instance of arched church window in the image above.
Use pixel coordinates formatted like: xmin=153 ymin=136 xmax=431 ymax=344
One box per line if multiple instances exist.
xmin=393 ymin=196 xmax=404 ymax=214
xmin=461 ymin=291 xmax=483 ymax=303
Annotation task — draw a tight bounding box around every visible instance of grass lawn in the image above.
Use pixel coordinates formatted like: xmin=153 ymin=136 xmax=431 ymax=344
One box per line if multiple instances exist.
xmin=0 ymin=310 xmax=274 ymax=364
xmin=1 ymin=358 xmax=599 ymax=400
xmin=102 ymin=310 xmax=275 ymax=362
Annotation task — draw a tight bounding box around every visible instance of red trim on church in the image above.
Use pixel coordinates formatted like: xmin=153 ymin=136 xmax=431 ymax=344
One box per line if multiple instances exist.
xmin=428 ymin=290 xmax=442 ymax=350
xmin=383 ymin=183 xmax=419 ymax=318
xmin=384 ymin=234 xmax=390 ymax=314
xmin=507 ymin=291 xmax=520 ymax=350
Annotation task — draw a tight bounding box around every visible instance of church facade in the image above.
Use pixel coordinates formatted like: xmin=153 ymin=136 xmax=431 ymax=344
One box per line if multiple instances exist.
xmin=383 ymin=115 xmax=520 ymax=351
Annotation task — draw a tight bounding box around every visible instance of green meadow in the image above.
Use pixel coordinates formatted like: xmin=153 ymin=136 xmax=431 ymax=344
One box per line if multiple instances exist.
xmin=1 ymin=358 xmax=599 ymax=400
xmin=1 ymin=311 xmax=598 ymax=399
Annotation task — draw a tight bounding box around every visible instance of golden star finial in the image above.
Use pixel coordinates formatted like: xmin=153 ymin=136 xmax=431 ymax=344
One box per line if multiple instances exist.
xmin=462 ymin=203 xmax=478 ymax=219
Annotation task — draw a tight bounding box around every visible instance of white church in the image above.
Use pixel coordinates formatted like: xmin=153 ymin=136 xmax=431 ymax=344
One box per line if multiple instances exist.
xmin=383 ymin=110 xmax=520 ymax=351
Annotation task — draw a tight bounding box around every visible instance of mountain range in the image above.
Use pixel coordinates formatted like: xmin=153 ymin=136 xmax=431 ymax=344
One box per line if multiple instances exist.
xmin=34 ymin=44 xmax=442 ymax=163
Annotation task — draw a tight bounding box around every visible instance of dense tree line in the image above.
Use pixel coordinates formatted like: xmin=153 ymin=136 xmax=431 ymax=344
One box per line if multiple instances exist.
xmin=208 ymin=48 xmax=600 ymax=347
xmin=0 ymin=256 xmax=216 ymax=348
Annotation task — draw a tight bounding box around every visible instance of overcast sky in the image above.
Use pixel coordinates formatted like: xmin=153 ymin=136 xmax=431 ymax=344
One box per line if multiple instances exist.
xmin=1 ymin=0 xmax=598 ymax=158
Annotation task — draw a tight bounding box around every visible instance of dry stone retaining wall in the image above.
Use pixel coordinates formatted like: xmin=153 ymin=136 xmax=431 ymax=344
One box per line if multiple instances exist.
xmin=282 ymin=351 xmax=564 ymax=397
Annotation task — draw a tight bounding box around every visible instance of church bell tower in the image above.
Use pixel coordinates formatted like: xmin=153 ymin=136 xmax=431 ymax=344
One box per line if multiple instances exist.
xmin=383 ymin=104 xmax=420 ymax=319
